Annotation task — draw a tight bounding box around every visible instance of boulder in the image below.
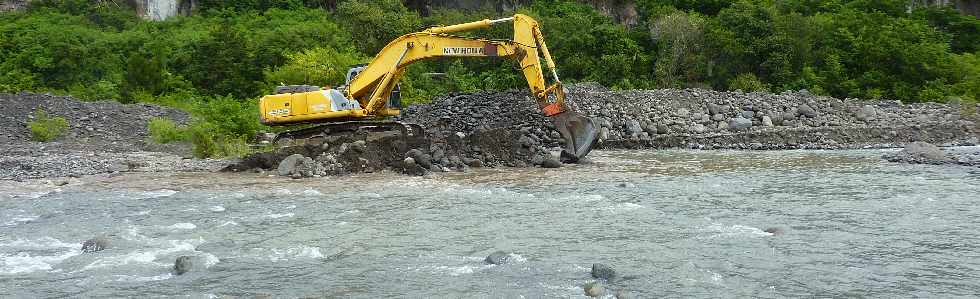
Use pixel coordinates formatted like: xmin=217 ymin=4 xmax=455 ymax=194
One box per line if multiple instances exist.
xmin=277 ymin=154 xmax=315 ymax=177
xmin=484 ymin=251 xmax=510 ymax=265
xmin=541 ymin=158 xmax=562 ymax=168
xmin=707 ymin=103 xmax=722 ymax=115
xmin=883 ymin=141 xmax=952 ymax=164
xmin=81 ymin=237 xmax=109 ymax=253
xmin=591 ymin=263 xmax=616 ymax=280
xmin=406 ymin=149 xmax=433 ymax=169
xmin=711 ymin=114 xmax=726 ymax=122
xmin=676 ymin=108 xmax=690 ymax=118
xmin=728 ymin=117 xmax=752 ymax=131
xmin=855 ymin=105 xmax=877 ymax=122
xmin=625 ymin=119 xmax=643 ymax=135
xmin=762 ymin=115 xmax=774 ymax=127
xmin=797 ymin=104 xmax=817 ymax=118
xmin=583 ymin=282 xmax=604 ymax=298
xmin=691 ymin=123 xmax=706 ymax=133
xmin=173 ymin=256 xmax=193 ymax=275
xmin=740 ymin=110 xmax=755 ymax=119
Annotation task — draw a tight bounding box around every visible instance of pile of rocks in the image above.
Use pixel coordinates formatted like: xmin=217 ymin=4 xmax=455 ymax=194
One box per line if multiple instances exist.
xmin=0 ymin=92 xmax=190 ymax=148
xmin=403 ymin=84 xmax=977 ymax=151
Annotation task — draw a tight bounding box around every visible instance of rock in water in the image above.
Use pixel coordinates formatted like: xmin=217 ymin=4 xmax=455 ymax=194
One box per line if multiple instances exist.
xmin=173 ymin=256 xmax=193 ymax=275
xmin=591 ymin=263 xmax=616 ymax=280
xmin=884 ymin=141 xmax=952 ymax=164
xmin=541 ymin=158 xmax=562 ymax=168
xmin=484 ymin=251 xmax=510 ymax=265
xmin=81 ymin=237 xmax=109 ymax=253
xmin=615 ymin=290 xmax=632 ymax=299
xmin=583 ymin=281 xmax=604 ymax=297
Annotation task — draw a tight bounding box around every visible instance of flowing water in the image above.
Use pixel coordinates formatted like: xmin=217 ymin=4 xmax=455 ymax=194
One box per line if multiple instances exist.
xmin=2 ymin=149 xmax=979 ymax=298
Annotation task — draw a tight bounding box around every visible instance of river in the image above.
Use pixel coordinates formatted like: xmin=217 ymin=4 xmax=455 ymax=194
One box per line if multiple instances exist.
xmin=2 ymin=149 xmax=979 ymax=298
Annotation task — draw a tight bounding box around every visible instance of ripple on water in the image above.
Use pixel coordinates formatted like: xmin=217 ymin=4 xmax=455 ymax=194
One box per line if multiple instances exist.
xmin=700 ymin=223 xmax=773 ymax=239
xmin=134 ymin=189 xmax=177 ymax=199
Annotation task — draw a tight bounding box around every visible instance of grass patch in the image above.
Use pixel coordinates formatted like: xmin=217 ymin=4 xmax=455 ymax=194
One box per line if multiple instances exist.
xmin=28 ymin=110 xmax=68 ymax=142
xmin=147 ymin=117 xmax=189 ymax=144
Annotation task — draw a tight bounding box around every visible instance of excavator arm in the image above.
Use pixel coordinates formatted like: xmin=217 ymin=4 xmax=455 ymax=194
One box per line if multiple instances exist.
xmin=346 ymin=14 xmax=597 ymax=161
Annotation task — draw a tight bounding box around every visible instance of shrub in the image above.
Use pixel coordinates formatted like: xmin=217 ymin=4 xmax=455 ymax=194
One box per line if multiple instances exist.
xmin=727 ymin=73 xmax=770 ymax=92
xmin=28 ymin=110 xmax=69 ymax=142
xmin=147 ymin=117 xmax=188 ymax=144
xmin=188 ymin=123 xmax=251 ymax=158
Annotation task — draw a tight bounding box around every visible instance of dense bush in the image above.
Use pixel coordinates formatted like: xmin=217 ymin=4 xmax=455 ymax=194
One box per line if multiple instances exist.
xmin=147 ymin=117 xmax=188 ymax=144
xmin=28 ymin=110 xmax=69 ymax=142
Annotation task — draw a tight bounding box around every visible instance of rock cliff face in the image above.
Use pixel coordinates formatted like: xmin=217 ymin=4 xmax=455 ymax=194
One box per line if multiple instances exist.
xmin=0 ymin=0 xmax=196 ymax=20
xmin=405 ymin=0 xmax=638 ymax=27
xmin=912 ymin=0 xmax=980 ymax=17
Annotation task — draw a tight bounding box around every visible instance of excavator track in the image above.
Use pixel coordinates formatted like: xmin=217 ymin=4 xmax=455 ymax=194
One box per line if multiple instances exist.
xmin=274 ymin=121 xmax=427 ymax=149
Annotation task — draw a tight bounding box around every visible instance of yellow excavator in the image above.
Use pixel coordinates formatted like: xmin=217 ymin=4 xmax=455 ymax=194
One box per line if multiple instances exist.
xmin=258 ymin=14 xmax=597 ymax=162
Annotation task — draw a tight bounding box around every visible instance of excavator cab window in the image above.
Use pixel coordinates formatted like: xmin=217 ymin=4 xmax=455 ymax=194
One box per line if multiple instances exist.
xmin=346 ymin=64 xmax=401 ymax=109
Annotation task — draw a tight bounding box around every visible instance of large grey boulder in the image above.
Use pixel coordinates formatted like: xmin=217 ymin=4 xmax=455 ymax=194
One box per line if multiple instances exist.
xmin=173 ymin=256 xmax=193 ymax=275
xmin=277 ymin=154 xmax=315 ymax=177
xmin=729 ymin=117 xmax=752 ymax=131
xmin=883 ymin=141 xmax=952 ymax=164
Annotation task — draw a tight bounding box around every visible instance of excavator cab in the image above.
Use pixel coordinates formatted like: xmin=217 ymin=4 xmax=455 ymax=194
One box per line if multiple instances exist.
xmin=346 ymin=65 xmax=401 ymax=109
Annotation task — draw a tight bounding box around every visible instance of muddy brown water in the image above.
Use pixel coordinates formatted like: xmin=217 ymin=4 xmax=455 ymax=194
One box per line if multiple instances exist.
xmin=2 ymin=149 xmax=979 ymax=298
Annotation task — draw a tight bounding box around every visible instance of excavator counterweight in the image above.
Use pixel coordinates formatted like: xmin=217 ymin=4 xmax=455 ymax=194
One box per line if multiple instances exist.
xmin=259 ymin=14 xmax=598 ymax=162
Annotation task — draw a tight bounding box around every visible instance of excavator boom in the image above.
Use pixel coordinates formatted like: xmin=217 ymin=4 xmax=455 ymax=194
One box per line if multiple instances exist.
xmin=259 ymin=14 xmax=598 ymax=162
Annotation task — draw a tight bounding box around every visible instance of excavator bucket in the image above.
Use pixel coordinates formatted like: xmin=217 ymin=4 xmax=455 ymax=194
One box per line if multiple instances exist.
xmin=552 ymin=111 xmax=599 ymax=163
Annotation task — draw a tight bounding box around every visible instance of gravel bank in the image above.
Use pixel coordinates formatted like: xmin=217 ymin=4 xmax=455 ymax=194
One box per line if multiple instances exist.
xmin=0 ymin=92 xmax=227 ymax=181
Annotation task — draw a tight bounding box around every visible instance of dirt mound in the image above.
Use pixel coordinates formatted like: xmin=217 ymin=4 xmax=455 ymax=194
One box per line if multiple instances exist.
xmin=0 ymin=92 xmax=190 ymax=150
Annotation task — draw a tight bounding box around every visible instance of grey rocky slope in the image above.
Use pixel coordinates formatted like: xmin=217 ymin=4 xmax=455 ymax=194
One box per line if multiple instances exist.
xmin=0 ymin=92 xmax=226 ymax=180
xmin=405 ymin=83 xmax=979 ymax=151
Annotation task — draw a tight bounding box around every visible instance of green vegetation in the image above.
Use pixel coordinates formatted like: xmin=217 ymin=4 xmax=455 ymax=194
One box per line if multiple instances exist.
xmin=28 ymin=110 xmax=68 ymax=142
xmin=2 ymin=0 xmax=979 ymax=154
xmin=147 ymin=117 xmax=187 ymax=144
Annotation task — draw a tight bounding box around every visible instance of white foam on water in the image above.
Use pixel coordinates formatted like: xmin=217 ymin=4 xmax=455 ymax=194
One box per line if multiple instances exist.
xmin=552 ymin=194 xmax=605 ymax=202
xmin=301 ymin=189 xmax=323 ymax=196
xmin=209 ymin=206 xmax=225 ymax=212
xmin=201 ymin=252 xmax=220 ymax=268
xmin=113 ymin=273 xmax=173 ymax=282
xmin=82 ymin=239 xmax=199 ymax=271
xmin=3 ymin=215 xmax=39 ymax=226
xmin=0 ymin=250 xmax=80 ymax=275
xmin=166 ymin=223 xmax=196 ymax=230
xmin=263 ymin=213 xmax=294 ymax=219
xmin=133 ymin=210 xmax=151 ymax=216
xmin=135 ymin=189 xmax=178 ymax=199
xmin=231 ymin=192 xmax=247 ymax=198
xmin=265 ymin=246 xmax=324 ymax=262
xmin=604 ymin=202 xmax=644 ymax=212
xmin=218 ymin=221 xmax=238 ymax=227
xmin=507 ymin=253 xmax=528 ymax=263
xmin=10 ymin=191 xmax=50 ymax=199
xmin=0 ymin=237 xmax=79 ymax=249
xmin=702 ymin=223 xmax=772 ymax=239
xmin=273 ymin=188 xmax=292 ymax=196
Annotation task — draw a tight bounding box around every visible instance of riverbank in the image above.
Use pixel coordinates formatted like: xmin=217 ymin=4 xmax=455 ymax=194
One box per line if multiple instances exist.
xmin=2 ymin=87 xmax=978 ymax=181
